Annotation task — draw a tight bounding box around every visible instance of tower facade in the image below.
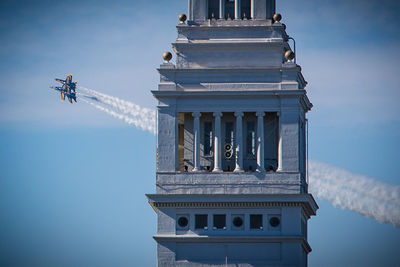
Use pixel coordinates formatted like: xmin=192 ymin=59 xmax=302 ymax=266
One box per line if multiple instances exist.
xmin=147 ymin=0 xmax=318 ymax=266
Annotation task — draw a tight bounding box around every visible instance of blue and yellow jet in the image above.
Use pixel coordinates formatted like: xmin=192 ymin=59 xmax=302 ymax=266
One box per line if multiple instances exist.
xmin=51 ymin=74 xmax=77 ymax=104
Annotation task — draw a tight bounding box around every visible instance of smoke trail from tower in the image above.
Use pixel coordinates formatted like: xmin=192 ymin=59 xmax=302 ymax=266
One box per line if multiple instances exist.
xmin=77 ymin=86 xmax=400 ymax=229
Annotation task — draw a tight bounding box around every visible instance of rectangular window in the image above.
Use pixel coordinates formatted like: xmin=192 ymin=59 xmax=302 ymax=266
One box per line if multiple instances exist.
xmin=195 ymin=214 xmax=208 ymax=229
xmin=213 ymin=214 xmax=226 ymax=229
xmin=241 ymin=0 xmax=251 ymax=19
xmin=246 ymin=121 xmax=256 ymax=156
xmin=250 ymin=214 xmax=263 ymax=229
xmin=225 ymin=0 xmax=234 ymax=19
xmin=225 ymin=122 xmax=234 ymax=146
xmin=208 ymin=0 xmax=219 ymax=19
xmin=204 ymin=122 xmax=213 ymax=156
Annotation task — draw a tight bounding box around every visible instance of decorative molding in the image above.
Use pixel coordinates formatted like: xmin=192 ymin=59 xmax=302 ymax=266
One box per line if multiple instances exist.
xmin=212 ymin=111 xmax=223 ymax=117
xmin=153 ymin=235 xmax=312 ymax=253
xmin=192 ymin=112 xmax=201 ymax=118
xmin=149 ymin=201 xmax=315 ymax=218
xmin=152 ymin=89 xmax=307 ymax=98
xmin=256 ymin=111 xmax=266 ymax=117
xmin=234 ymin=111 xmax=244 ymax=117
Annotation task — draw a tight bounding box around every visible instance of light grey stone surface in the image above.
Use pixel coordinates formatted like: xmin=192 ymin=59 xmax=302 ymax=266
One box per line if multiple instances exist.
xmin=156 ymin=172 xmax=305 ymax=194
xmin=148 ymin=0 xmax=317 ymax=265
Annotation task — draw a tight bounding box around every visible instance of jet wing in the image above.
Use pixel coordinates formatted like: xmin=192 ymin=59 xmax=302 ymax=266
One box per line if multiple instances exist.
xmin=55 ymin=78 xmax=65 ymax=84
xmin=51 ymin=86 xmax=62 ymax=92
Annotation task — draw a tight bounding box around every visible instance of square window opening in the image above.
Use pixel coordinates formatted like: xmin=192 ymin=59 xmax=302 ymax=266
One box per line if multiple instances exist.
xmin=250 ymin=214 xmax=263 ymax=230
xmin=213 ymin=214 xmax=226 ymax=229
xmin=195 ymin=214 xmax=208 ymax=230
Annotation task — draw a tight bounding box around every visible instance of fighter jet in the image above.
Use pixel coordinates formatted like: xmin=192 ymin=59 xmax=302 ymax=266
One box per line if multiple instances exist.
xmin=51 ymin=74 xmax=77 ymax=104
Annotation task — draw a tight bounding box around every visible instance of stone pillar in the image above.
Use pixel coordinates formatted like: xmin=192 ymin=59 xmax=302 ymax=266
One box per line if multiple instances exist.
xmin=213 ymin=112 xmax=223 ymax=172
xmin=188 ymin=0 xmax=193 ymax=21
xmin=256 ymin=111 xmax=265 ymax=172
xmin=277 ymin=111 xmax=283 ymax=171
xmin=192 ymin=112 xmax=202 ymax=171
xmin=219 ymin=0 xmax=225 ymax=19
xmin=157 ymin=108 xmax=178 ymax=172
xmin=250 ymin=0 xmax=255 ymax=19
xmin=235 ymin=0 xmax=241 ymax=19
xmin=234 ymin=112 xmax=244 ymax=172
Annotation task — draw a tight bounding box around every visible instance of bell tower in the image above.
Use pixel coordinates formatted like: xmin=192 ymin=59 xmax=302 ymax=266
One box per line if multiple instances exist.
xmin=147 ymin=0 xmax=318 ymax=266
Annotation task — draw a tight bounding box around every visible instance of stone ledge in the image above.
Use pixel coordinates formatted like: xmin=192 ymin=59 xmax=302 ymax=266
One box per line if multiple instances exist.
xmin=155 ymin=172 xmax=306 ymax=194
xmin=156 ymin=171 xmax=302 ymax=182
xmin=154 ymin=234 xmax=311 ymax=253
xmin=146 ymin=194 xmax=318 ymax=218
xmin=156 ymin=184 xmax=303 ymax=195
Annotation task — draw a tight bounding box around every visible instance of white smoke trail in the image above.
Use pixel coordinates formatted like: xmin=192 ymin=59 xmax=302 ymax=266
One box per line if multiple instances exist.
xmin=308 ymin=160 xmax=400 ymax=228
xmin=77 ymin=87 xmax=156 ymax=134
xmin=79 ymin=98 xmax=152 ymax=131
xmin=77 ymin=86 xmax=400 ymax=228
xmin=78 ymin=86 xmax=155 ymax=124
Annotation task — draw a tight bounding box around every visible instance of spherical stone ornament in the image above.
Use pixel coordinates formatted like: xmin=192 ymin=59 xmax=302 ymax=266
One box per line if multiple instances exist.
xmin=273 ymin=13 xmax=282 ymax=22
xmin=162 ymin=51 xmax=172 ymax=62
xmin=179 ymin=14 xmax=187 ymax=24
xmin=285 ymin=50 xmax=295 ymax=61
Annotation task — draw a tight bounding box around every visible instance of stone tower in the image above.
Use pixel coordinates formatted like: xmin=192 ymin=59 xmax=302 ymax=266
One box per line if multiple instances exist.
xmin=147 ymin=0 xmax=318 ymax=266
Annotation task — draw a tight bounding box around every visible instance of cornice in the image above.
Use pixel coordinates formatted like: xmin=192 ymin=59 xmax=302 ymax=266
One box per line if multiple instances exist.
xmin=177 ymin=24 xmax=284 ymax=31
xmin=157 ymin=65 xmax=302 ymax=75
xmin=173 ymin=41 xmax=285 ymax=50
xmin=152 ymin=89 xmax=307 ymax=98
xmin=158 ymin=66 xmax=293 ymax=74
xmin=146 ymin=194 xmax=318 ymax=218
xmin=153 ymin=235 xmax=312 ymax=253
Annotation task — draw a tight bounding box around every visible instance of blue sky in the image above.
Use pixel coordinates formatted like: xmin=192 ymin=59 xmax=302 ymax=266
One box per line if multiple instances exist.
xmin=0 ymin=0 xmax=399 ymax=266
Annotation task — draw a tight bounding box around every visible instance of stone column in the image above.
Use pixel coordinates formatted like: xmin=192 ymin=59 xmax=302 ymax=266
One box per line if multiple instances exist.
xmin=277 ymin=111 xmax=283 ymax=171
xmin=213 ymin=112 xmax=223 ymax=172
xmin=219 ymin=0 xmax=225 ymax=19
xmin=234 ymin=112 xmax=244 ymax=172
xmin=235 ymin=0 xmax=241 ymax=19
xmin=256 ymin=111 xmax=265 ymax=172
xmin=188 ymin=0 xmax=192 ymax=21
xmin=192 ymin=112 xmax=201 ymax=171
